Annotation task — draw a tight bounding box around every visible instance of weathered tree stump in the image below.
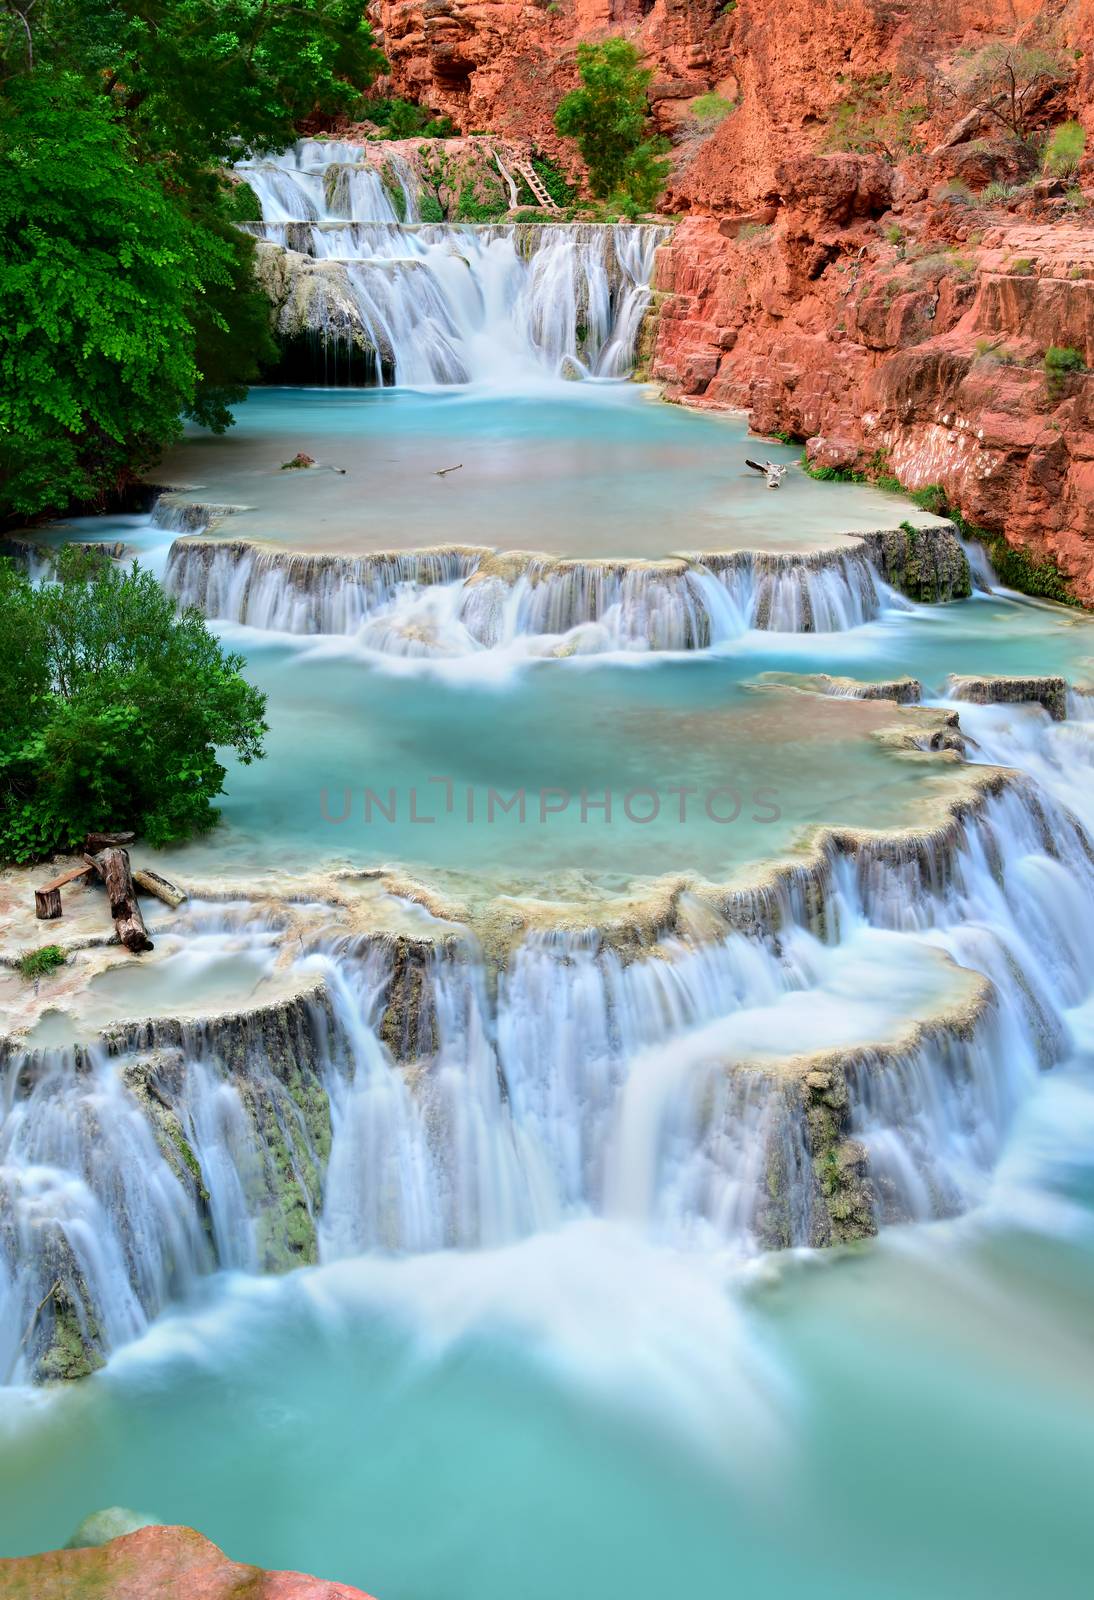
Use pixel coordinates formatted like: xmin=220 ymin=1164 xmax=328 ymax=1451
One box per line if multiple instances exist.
xmin=34 ymin=888 xmax=62 ymax=920
xmin=84 ymin=847 xmax=153 ymax=953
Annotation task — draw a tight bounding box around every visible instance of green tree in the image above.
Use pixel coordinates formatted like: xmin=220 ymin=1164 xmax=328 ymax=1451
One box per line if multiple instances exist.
xmin=0 ymin=549 xmax=267 ymax=863
xmin=0 ymin=1 xmax=385 ymax=519
xmin=0 ymin=72 xmax=227 ymax=515
xmin=554 ymin=37 xmax=670 ymax=214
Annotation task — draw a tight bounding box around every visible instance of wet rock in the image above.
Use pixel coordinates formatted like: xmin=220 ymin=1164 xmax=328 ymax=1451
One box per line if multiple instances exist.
xmin=947 ymin=674 xmax=1068 ymax=721
xmin=0 ymin=1524 xmax=377 ymax=1599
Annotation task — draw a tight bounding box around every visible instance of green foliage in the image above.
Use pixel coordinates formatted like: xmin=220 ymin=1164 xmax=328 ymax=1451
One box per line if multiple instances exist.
xmin=691 ymin=92 xmax=735 ymax=130
xmin=418 ymin=193 xmax=445 ymax=223
xmin=454 ymin=181 xmax=508 ymax=222
xmin=1043 ymin=120 xmax=1086 ymax=177
xmin=16 ymin=945 xmax=66 ymax=981
xmin=554 ymin=37 xmax=670 ymax=213
xmin=2 ymin=1 xmax=387 ymax=170
xmin=532 ymin=155 xmax=575 ymax=207
xmin=1007 ymin=256 xmax=1035 ymax=275
xmin=0 ymin=551 xmax=267 ymax=863
xmin=982 ymin=534 xmax=1075 ymax=604
xmin=906 ymin=484 xmax=1077 ymax=605
xmin=909 ymin=483 xmax=949 ymax=517
xmin=1044 ymin=344 xmax=1086 ymax=400
xmin=956 ymin=45 xmax=1073 ymax=139
xmin=0 ymin=74 xmax=220 ymax=517
xmin=381 ymin=161 xmax=408 ymax=220
xmin=0 ymin=1 xmax=384 ymax=520
xmin=223 ymin=181 xmax=263 ymax=223
xmin=980 ymin=180 xmax=1023 ymax=205
xmin=823 ymin=73 xmax=925 ymax=161
xmin=885 ymin=224 xmax=905 ymax=245
xmin=364 ymin=97 xmax=456 ymax=140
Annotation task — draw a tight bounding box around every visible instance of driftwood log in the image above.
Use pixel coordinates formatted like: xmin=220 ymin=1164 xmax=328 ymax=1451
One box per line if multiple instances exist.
xmin=85 ymin=830 xmax=135 ymax=855
xmin=133 ymin=868 xmax=187 ymax=909
xmin=84 ymin=847 xmax=153 ymax=953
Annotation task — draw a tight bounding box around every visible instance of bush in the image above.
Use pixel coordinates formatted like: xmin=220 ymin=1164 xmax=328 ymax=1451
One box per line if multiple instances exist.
xmin=0 ymin=550 xmax=267 ymax=863
xmin=980 ymin=181 xmax=1022 ymax=205
xmin=823 ymin=73 xmax=926 ymax=161
xmin=16 ymin=946 xmax=66 ymax=981
xmin=691 ymin=92 xmax=736 ymax=131
xmin=1044 ymin=344 xmax=1086 ymax=400
xmin=364 ymin=97 xmax=456 ymax=140
xmin=554 ymin=37 xmax=670 ymax=213
xmin=1042 ymin=120 xmax=1086 ymax=178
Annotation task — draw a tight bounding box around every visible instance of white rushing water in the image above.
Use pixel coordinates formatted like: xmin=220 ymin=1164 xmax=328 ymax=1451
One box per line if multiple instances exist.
xmin=162 ymin=534 xmax=900 ymax=652
xmin=236 ymin=141 xmax=669 ymax=386
xmin=4 ymin=760 xmax=1093 ymax=1380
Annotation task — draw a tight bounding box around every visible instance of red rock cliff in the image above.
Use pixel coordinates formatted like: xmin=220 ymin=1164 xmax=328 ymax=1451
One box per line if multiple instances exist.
xmin=371 ymin=0 xmax=1094 ymax=599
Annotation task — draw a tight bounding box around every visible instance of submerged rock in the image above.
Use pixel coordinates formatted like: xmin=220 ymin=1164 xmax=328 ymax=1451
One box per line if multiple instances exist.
xmin=0 ymin=1524 xmax=376 ymax=1599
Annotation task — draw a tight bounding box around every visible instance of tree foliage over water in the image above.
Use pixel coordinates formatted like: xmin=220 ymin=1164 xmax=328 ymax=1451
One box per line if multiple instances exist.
xmin=554 ymin=38 xmax=670 ymax=216
xmin=0 ymin=550 xmax=267 ymax=863
xmin=0 ymin=1 xmax=385 ymax=520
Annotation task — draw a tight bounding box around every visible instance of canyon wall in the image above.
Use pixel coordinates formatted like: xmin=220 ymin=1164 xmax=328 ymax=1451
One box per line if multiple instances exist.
xmin=370 ymin=0 xmax=1094 ymax=599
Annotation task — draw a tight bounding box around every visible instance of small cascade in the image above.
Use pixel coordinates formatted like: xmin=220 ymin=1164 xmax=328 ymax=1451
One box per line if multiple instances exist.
xmin=162 ymin=538 xmax=913 ymax=650
xmin=238 ymin=142 xmax=669 ymax=385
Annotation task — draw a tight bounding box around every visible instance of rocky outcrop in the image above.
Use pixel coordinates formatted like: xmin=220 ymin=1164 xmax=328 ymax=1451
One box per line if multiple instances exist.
xmin=0 ymin=1524 xmax=376 ymax=1599
xmin=947 ymin=673 xmax=1069 ymax=720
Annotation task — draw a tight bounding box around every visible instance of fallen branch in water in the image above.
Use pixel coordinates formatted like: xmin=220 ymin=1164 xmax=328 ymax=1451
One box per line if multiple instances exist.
xmin=21 ymin=1279 xmax=62 ymax=1350
xmin=434 ymin=463 xmax=463 ymax=476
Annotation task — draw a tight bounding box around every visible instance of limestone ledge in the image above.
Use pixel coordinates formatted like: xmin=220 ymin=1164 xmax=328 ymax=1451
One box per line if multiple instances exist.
xmin=946 ymin=673 xmax=1069 ymax=721
xmin=159 ymin=517 xmax=970 ymax=641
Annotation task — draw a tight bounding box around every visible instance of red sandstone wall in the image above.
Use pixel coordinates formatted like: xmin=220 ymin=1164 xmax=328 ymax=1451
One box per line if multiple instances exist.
xmin=370 ymin=0 xmax=1094 ymax=599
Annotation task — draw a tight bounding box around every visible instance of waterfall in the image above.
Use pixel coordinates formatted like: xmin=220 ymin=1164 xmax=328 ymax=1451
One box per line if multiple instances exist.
xmin=162 ymin=538 xmax=903 ymax=651
xmin=238 ymin=141 xmax=669 ymax=385
xmin=7 ymin=759 xmax=1093 ymax=1381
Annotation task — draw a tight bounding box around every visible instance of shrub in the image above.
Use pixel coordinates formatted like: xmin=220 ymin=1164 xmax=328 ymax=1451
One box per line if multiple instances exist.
xmin=1043 ymin=121 xmax=1086 ymax=178
xmin=980 ymin=180 xmax=1022 ymax=205
xmin=16 ymin=946 xmax=66 ymax=981
xmin=956 ymin=46 xmax=1074 ymax=140
xmin=1044 ymin=344 xmax=1086 ymax=400
xmin=691 ymin=92 xmax=736 ymax=130
xmin=0 ymin=550 xmax=267 ymax=863
xmin=823 ymin=73 xmax=926 ymax=161
xmin=364 ymin=98 xmax=456 ymax=140
xmin=885 ymin=223 xmax=905 ymax=244
xmin=454 ymin=182 xmax=508 ymax=222
xmin=1007 ymin=257 xmax=1036 ymax=275
xmin=418 ymin=193 xmax=445 ymax=223
xmin=554 ymin=37 xmax=670 ymax=213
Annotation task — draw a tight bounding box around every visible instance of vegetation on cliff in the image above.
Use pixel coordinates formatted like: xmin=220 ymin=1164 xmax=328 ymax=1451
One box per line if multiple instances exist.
xmin=0 ymin=551 xmax=267 ymax=862
xmin=554 ymin=38 xmax=669 ymax=217
xmin=0 ymin=0 xmax=385 ymax=522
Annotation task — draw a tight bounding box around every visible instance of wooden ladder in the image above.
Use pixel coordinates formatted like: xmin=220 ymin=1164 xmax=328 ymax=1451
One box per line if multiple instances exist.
xmin=513 ymin=160 xmax=560 ymax=212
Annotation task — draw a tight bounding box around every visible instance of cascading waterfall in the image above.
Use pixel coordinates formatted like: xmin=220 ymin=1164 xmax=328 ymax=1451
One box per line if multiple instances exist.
xmin=238 ymin=141 xmax=669 ymax=385
xmin=162 ymin=537 xmax=898 ymax=652
xmin=6 ymin=759 xmax=1093 ymax=1380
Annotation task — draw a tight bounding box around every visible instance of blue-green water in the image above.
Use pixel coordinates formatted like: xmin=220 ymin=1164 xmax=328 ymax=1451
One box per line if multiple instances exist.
xmin=155 ymin=385 xmax=937 ymax=557
xmin=2 ymin=1053 xmax=1094 ymax=1598
xmin=6 ymin=379 xmax=1094 ymax=1600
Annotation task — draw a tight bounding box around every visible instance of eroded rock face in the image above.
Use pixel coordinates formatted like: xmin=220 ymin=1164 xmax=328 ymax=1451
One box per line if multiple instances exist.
xmin=367 ymin=0 xmax=1094 ymax=599
xmin=0 ymin=1524 xmax=375 ymax=1600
